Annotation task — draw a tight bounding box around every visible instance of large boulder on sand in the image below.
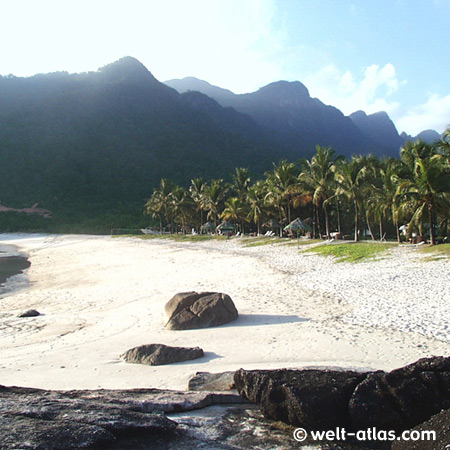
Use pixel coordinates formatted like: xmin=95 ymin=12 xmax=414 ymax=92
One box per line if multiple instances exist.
xmin=234 ymin=356 xmax=450 ymax=433
xmin=165 ymin=291 xmax=238 ymax=330
xmin=122 ymin=343 xmax=204 ymax=366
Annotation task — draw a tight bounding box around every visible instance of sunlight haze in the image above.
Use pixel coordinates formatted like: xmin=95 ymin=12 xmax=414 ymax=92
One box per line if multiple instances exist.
xmin=1 ymin=0 xmax=449 ymax=135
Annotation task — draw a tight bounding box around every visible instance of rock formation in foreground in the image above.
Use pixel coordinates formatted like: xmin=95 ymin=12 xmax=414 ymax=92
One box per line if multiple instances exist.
xmin=0 ymin=386 xmax=295 ymax=450
xmin=165 ymin=291 xmax=238 ymax=330
xmin=234 ymin=356 xmax=450 ymax=433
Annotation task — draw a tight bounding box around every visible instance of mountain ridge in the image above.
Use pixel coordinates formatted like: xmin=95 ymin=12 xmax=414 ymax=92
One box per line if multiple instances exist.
xmin=164 ymin=76 xmax=439 ymax=150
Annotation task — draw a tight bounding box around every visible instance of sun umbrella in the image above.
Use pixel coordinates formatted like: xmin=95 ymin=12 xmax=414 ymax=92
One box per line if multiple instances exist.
xmin=217 ymin=221 xmax=235 ymax=231
xmin=284 ymin=217 xmax=310 ymax=232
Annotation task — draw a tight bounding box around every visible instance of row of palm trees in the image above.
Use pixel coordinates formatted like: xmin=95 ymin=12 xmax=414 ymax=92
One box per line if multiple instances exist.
xmin=145 ymin=132 xmax=450 ymax=244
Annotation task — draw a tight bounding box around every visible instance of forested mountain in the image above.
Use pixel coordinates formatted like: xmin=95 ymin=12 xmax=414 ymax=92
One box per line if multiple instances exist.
xmin=0 ymin=57 xmax=292 ymax=227
xmin=165 ymin=76 xmax=439 ymax=158
xmin=0 ymin=57 xmax=441 ymax=231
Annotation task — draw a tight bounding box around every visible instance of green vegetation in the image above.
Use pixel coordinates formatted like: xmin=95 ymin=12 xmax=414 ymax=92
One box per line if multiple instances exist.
xmin=301 ymin=242 xmax=396 ymax=263
xmin=144 ymin=139 xmax=450 ymax=245
xmin=114 ymin=233 xmax=227 ymax=243
xmin=418 ymin=243 xmax=450 ymax=260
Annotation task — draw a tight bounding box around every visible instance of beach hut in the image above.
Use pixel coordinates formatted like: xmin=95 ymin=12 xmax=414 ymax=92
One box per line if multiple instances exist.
xmin=217 ymin=221 xmax=235 ymax=237
xmin=284 ymin=218 xmax=310 ymax=245
xmin=200 ymin=221 xmax=216 ymax=234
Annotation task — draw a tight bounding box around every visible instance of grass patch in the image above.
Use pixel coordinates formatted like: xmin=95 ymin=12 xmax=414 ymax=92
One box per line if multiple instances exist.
xmin=301 ymin=242 xmax=396 ymax=263
xmin=113 ymin=234 xmax=226 ymax=242
xmin=282 ymin=238 xmax=323 ymax=247
xmin=417 ymin=242 xmax=450 ymax=260
xmin=243 ymin=237 xmax=284 ymax=247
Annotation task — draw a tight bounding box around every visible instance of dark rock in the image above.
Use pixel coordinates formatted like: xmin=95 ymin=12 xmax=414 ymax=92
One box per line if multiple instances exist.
xmin=234 ymin=356 xmax=450 ymax=435
xmin=122 ymin=343 xmax=204 ymax=366
xmin=188 ymin=371 xmax=236 ymax=391
xmin=0 ymin=385 xmax=254 ymax=450
xmin=392 ymin=408 xmax=450 ymax=450
xmin=18 ymin=309 xmax=40 ymax=317
xmin=234 ymin=368 xmax=366 ymax=430
xmin=349 ymin=356 xmax=450 ymax=431
xmin=165 ymin=291 xmax=238 ymax=330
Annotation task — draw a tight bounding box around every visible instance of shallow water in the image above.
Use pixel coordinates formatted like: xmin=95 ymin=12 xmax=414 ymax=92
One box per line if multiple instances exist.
xmin=0 ymin=245 xmax=30 ymax=288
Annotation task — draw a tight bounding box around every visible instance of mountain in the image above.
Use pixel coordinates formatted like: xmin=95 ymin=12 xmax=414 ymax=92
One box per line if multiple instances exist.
xmin=165 ymin=77 xmax=236 ymax=104
xmin=400 ymin=129 xmax=442 ymax=144
xmin=0 ymin=57 xmax=287 ymax=224
xmin=349 ymin=110 xmax=403 ymax=155
xmin=166 ymin=77 xmax=396 ymax=158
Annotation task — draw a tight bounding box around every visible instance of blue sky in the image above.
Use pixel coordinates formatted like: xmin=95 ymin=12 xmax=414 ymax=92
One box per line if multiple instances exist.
xmin=1 ymin=0 xmax=449 ymax=135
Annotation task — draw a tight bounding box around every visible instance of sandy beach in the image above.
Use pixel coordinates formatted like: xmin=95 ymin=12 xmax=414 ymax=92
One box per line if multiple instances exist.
xmin=0 ymin=233 xmax=448 ymax=391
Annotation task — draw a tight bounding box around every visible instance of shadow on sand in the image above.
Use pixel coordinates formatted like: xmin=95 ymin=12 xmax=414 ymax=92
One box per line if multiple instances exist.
xmin=227 ymin=314 xmax=309 ymax=327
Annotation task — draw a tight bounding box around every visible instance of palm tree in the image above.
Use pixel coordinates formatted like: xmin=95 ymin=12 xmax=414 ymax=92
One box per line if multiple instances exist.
xmin=298 ymin=146 xmax=342 ymax=239
xmin=231 ymin=167 xmax=251 ymax=202
xmin=189 ymin=177 xmax=206 ymax=228
xmin=365 ymin=158 xmax=403 ymax=242
xmin=170 ymin=186 xmax=194 ymax=233
xmin=264 ymin=160 xmax=298 ymax=232
xmin=221 ymin=197 xmax=247 ymax=232
xmin=203 ymin=179 xmax=227 ymax=225
xmin=335 ymin=156 xmax=367 ymax=241
xmin=246 ymin=180 xmax=267 ymax=235
xmin=144 ymin=178 xmax=175 ymax=233
xmin=396 ymin=141 xmax=450 ymax=245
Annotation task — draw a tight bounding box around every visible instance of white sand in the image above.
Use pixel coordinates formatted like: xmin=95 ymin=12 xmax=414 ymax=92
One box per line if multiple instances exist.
xmin=0 ymin=234 xmax=448 ymax=391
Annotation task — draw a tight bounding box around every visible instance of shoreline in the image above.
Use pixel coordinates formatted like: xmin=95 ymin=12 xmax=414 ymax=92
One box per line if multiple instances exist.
xmin=0 ymin=234 xmax=448 ymax=391
xmin=0 ymin=242 xmax=31 ymax=294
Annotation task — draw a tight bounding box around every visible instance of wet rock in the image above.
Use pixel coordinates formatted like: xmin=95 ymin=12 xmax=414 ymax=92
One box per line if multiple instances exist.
xmin=188 ymin=371 xmax=236 ymax=391
xmin=165 ymin=291 xmax=238 ymax=330
xmin=122 ymin=343 xmax=204 ymax=366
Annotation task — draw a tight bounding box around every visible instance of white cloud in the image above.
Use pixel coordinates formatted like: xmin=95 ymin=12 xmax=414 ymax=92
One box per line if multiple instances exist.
xmin=395 ymin=93 xmax=450 ymax=135
xmin=304 ymin=63 xmax=402 ymax=117
xmin=0 ymin=0 xmax=286 ymax=94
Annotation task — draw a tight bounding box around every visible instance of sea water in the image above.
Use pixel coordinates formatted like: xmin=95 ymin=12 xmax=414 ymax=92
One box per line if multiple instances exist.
xmin=0 ymin=244 xmax=30 ymax=294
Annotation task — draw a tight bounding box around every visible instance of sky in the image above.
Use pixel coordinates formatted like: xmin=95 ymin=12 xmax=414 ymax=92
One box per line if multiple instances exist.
xmin=1 ymin=0 xmax=449 ymax=136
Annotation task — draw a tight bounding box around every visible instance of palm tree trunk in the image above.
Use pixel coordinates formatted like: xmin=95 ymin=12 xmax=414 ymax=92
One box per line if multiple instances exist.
xmin=316 ymin=202 xmax=322 ymax=239
xmin=365 ymin=210 xmax=376 ymax=240
xmin=324 ymin=205 xmax=331 ymax=239
xmin=354 ymin=199 xmax=359 ymax=242
xmin=336 ymin=198 xmax=341 ymax=234
xmin=379 ymin=219 xmax=384 ymax=241
xmin=429 ymin=204 xmax=436 ymax=245
xmin=396 ymin=218 xmax=401 ymax=243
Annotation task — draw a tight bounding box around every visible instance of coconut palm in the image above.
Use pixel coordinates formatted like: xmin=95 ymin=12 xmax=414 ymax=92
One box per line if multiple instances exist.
xmin=221 ymin=197 xmax=247 ymax=233
xmin=264 ymin=160 xmax=298 ymax=230
xmin=231 ymin=167 xmax=251 ymax=203
xmin=246 ymin=180 xmax=267 ymax=235
xmin=144 ymin=178 xmax=175 ymax=233
xmin=298 ymin=146 xmax=342 ymax=239
xmin=335 ymin=156 xmax=367 ymax=241
xmin=365 ymin=158 xmax=403 ymax=242
xmin=189 ymin=177 xmax=206 ymax=228
xmin=396 ymin=141 xmax=450 ymax=245
xmin=203 ymin=179 xmax=227 ymax=225
xmin=170 ymin=185 xmax=194 ymax=233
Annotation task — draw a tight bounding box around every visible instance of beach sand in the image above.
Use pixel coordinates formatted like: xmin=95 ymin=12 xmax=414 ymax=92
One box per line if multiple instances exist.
xmin=0 ymin=234 xmax=448 ymax=391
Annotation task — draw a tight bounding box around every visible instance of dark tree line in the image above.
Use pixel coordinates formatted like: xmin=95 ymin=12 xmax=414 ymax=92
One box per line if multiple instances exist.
xmin=145 ymin=135 xmax=450 ymax=244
